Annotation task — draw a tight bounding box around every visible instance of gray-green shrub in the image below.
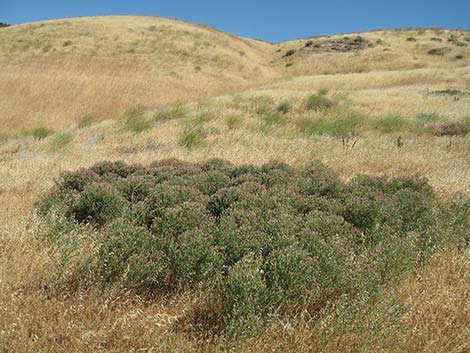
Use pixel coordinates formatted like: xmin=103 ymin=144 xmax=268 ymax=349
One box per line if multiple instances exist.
xmin=36 ymin=159 xmax=469 ymax=339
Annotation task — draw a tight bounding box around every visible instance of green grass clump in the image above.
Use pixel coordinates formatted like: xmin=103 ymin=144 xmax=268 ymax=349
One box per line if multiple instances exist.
xmin=317 ymin=88 xmax=329 ymax=96
xmin=304 ymin=93 xmax=334 ymax=112
xmin=225 ymin=114 xmax=243 ymax=129
xmin=252 ymin=96 xmax=274 ymax=115
xmin=460 ymin=116 xmax=470 ymax=133
xmin=276 ymin=101 xmax=292 ymax=114
xmin=456 ymin=54 xmax=465 ymax=60
xmin=262 ymin=112 xmax=287 ymax=127
xmin=31 ymin=126 xmax=54 ymax=140
xmin=178 ymin=127 xmax=206 ymax=149
xmin=48 ymin=132 xmax=73 ymax=151
xmin=37 ymin=159 xmax=469 ymax=339
xmin=373 ymin=114 xmax=408 ymax=133
xmin=406 ymin=37 xmax=417 ymax=42
xmin=121 ymin=106 xmax=153 ymax=133
xmin=415 ymin=112 xmax=448 ymax=123
xmin=178 ymin=116 xmax=206 ymax=149
xmin=297 ymin=111 xmax=364 ymax=138
xmin=77 ymin=115 xmax=97 ymax=129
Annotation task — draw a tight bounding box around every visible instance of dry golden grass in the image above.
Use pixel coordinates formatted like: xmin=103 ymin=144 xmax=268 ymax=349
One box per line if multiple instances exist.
xmin=1 ymin=17 xmax=469 ymax=133
xmin=1 ymin=17 xmax=470 ymax=352
xmin=0 ymin=16 xmax=275 ymax=132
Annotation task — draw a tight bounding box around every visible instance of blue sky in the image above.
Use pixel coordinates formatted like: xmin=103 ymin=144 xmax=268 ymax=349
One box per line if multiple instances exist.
xmin=1 ymin=0 xmax=469 ymax=42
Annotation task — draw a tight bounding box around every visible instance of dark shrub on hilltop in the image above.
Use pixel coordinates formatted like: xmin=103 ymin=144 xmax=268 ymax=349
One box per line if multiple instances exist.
xmin=37 ymin=159 xmax=470 ymax=338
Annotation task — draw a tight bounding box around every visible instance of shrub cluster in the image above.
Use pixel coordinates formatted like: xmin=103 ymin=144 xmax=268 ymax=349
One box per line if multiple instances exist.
xmin=37 ymin=159 xmax=469 ymax=338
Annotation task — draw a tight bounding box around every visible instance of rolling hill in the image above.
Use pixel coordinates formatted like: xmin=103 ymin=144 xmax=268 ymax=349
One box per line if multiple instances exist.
xmin=0 ymin=16 xmax=469 ymax=132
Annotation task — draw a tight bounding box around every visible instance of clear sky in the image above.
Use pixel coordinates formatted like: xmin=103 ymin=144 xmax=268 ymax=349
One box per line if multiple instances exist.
xmin=1 ymin=0 xmax=469 ymax=42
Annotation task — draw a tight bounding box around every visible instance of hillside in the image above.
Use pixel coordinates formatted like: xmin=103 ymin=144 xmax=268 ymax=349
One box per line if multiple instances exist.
xmin=0 ymin=15 xmax=275 ymax=132
xmin=0 ymin=16 xmax=469 ymax=132
xmin=0 ymin=16 xmax=470 ymax=353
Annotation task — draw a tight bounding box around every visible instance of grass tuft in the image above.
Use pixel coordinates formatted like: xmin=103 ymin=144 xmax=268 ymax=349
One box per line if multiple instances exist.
xmin=77 ymin=114 xmax=97 ymax=129
xmin=48 ymin=132 xmax=73 ymax=151
xmin=31 ymin=126 xmax=54 ymax=140
xmin=373 ymin=114 xmax=408 ymax=134
xmin=225 ymin=114 xmax=243 ymax=129
xmin=121 ymin=106 xmax=153 ymax=133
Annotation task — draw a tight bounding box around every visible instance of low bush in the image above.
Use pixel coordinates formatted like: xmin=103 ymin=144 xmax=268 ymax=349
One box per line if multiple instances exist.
xmin=428 ymin=47 xmax=451 ymax=56
xmin=305 ymin=93 xmax=334 ymax=111
xmin=37 ymin=159 xmax=469 ymax=339
xmin=31 ymin=126 xmax=54 ymax=140
xmin=276 ymin=101 xmax=292 ymax=114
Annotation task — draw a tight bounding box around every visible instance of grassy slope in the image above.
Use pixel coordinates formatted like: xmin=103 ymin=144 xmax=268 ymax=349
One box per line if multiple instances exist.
xmin=0 ymin=15 xmax=276 ymax=132
xmin=0 ymin=17 xmax=470 ymax=352
xmin=1 ymin=18 xmax=469 ymax=133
